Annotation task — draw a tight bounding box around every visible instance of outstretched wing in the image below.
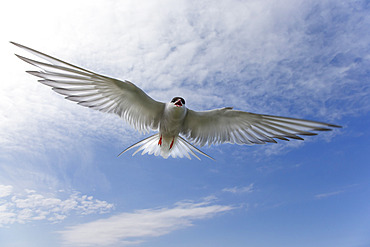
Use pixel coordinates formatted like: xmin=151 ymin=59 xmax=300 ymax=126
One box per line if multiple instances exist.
xmin=182 ymin=107 xmax=341 ymax=146
xmin=11 ymin=42 xmax=165 ymax=133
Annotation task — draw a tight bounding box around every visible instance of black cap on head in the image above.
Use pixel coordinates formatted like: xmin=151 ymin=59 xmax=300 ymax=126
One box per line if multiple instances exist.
xmin=171 ymin=97 xmax=185 ymax=105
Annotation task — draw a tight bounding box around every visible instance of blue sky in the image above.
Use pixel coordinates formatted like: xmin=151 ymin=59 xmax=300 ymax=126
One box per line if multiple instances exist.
xmin=1 ymin=0 xmax=369 ymax=246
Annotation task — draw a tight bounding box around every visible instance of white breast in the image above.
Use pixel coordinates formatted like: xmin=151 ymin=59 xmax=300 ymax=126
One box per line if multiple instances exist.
xmin=159 ymin=103 xmax=187 ymax=137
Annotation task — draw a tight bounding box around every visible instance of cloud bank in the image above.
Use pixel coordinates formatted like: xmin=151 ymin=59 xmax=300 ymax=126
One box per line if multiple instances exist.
xmin=59 ymin=199 xmax=234 ymax=246
xmin=0 ymin=185 xmax=113 ymax=227
xmin=2 ymin=0 xmax=368 ymax=160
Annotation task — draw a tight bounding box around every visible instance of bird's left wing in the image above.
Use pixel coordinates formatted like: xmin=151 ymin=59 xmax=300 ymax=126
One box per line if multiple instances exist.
xmin=182 ymin=107 xmax=341 ymax=146
xmin=11 ymin=42 xmax=165 ymax=133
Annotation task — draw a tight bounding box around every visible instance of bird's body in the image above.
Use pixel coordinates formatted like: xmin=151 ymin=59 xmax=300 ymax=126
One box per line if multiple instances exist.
xmin=12 ymin=42 xmax=341 ymax=160
xmin=161 ymin=100 xmax=187 ymax=138
xmin=153 ymin=100 xmax=188 ymax=157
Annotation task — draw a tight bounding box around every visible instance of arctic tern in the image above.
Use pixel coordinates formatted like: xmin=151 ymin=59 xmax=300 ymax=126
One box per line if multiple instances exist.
xmin=11 ymin=42 xmax=341 ymax=160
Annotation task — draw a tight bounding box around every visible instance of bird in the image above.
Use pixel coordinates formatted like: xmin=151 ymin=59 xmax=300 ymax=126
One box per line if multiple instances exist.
xmin=11 ymin=42 xmax=341 ymax=160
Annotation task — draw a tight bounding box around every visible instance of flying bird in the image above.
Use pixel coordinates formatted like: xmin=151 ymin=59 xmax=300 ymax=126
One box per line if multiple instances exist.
xmin=11 ymin=42 xmax=341 ymax=160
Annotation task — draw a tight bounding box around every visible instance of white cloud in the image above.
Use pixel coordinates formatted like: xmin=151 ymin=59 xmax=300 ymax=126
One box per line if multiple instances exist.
xmin=315 ymin=190 xmax=345 ymax=199
xmin=222 ymin=183 xmax=255 ymax=194
xmin=59 ymin=199 xmax=234 ymax=247
xmin=257 ymin=140 xmax=306 ymax=157
xmin=0 ymin=185 xmax=114 ymax=227
xmin=0 ymin=185 xmax=13 ymax=198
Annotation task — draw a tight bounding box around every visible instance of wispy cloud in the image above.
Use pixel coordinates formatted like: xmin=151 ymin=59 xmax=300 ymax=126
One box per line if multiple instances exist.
xmin=0 ymin=185 xmax=13 ymax=198
xmin=59 ymin=198 xmax=234 ymax=247
xmin=0 ymin=185 xmax=113 ymax=227
xmin=222 ymin=184 xmax=255 ymax=194
xmin=315 ymin=190 xmax=345 ymax=199
xmin=314 ymin=183 xmax=361 ymax=200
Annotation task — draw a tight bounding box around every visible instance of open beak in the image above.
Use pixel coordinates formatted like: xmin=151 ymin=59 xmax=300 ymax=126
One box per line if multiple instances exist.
xmin=174 ymin=99 xmax=182 ymax=107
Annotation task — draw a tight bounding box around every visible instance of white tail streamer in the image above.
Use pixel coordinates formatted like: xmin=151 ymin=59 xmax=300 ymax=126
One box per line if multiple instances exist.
xmin=118 ymin=134 xmax=214 ymax=160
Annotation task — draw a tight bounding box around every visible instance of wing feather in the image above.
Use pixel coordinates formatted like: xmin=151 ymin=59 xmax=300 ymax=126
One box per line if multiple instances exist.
xmin=182 ymin=107 xmax=341 ymax=146
xmin=12 ymin=42 xmax=165 ymax=133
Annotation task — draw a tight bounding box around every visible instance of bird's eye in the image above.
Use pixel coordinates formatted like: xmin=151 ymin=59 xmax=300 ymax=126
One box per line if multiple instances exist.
xmin=181 ymin=98 xmax=185 ymax=105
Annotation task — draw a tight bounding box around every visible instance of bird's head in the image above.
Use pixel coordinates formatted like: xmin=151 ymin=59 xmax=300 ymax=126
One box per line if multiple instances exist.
xmin=170 ymin=97 xmax=185 ymax=107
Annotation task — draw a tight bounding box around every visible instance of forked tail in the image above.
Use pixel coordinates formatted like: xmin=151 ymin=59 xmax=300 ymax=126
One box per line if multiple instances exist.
xmin=118 ymin=133 xmax=214 ymax=160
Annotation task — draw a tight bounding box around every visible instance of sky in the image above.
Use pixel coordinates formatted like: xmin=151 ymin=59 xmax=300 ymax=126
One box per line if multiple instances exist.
xmin=0 ymin=0 xmax=369 ymax=246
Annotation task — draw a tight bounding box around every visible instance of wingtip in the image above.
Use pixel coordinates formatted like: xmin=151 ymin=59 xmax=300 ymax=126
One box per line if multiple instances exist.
xmin=10 ymin=41 xmax=22 ymax=48
xmin=14 ymin=53 xmax=28 ymax=61
xmin=329 ymin=124 xmax=342 ymax=128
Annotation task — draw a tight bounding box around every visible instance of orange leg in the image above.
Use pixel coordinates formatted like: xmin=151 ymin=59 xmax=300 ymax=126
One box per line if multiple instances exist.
xmin=158 ymin=135 xmax=162 ymax=146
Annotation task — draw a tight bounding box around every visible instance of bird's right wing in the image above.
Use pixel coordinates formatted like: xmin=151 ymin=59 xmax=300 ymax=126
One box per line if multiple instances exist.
xmin=182 ymin=107 xmax=341 ymax=146
xmin=12 ymin=42 xmax=165 ymax=133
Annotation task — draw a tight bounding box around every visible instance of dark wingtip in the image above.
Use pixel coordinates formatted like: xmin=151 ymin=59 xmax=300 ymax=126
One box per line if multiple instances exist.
xmin=328 ymin=124 xmax=342 ymax=128
xmin=300 ymin=132 xmax=318 ymax=136
xmin=14 ymin=54 xmax=28 ymax=62
xmin=314 ymin=127 xmax=332 ymax=131
xmin=10 ymin=41 xmax=22 ymax=48
xmin=275 ymin=136 xmax=290 ymax=141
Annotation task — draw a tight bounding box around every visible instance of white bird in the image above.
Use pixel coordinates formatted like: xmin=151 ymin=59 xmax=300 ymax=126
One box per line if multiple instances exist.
xmin=12 ymin=42 xmax=341 ymax=160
